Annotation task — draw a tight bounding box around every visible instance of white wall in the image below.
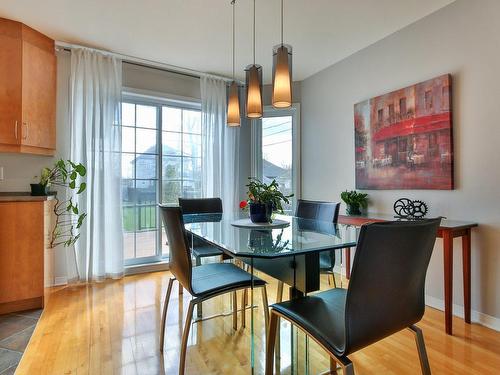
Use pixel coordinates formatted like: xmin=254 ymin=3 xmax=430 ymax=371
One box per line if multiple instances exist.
xmin=301 ymin=0 xmax=500 ymax=326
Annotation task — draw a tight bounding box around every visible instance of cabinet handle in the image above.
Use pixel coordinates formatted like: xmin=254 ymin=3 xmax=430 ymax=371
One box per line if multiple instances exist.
xmin=15 ymin=121 xmax=18 ymax=140
xmin=22 ymin=122 xmax=28 ymax=140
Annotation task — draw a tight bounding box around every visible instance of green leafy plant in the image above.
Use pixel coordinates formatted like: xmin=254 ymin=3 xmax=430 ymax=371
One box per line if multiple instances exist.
xmin=340 ymin=190 xmax=368 ymax=215
xmin=241 ymin=177 xmax=293 ymax=214
xmin=36 ymin=160 xmax=87 ymax=247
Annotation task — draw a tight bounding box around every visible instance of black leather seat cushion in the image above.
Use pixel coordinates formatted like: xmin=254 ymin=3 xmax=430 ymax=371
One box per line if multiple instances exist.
xmin=272 ymin=288 xmax=347 ymax=357
xmin=191 ymin=263 xmax=266 ymax=298
xmin=192 ymin=245 xmax=223 ymax=258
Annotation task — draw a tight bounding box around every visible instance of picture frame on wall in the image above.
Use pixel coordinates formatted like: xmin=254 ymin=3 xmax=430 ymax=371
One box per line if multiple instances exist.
xmin=354 ymin=74 xmax=454 ymax=190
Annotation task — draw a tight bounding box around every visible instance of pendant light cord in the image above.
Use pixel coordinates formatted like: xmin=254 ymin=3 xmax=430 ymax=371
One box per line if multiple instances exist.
xmin=281 ymin=0 xmax=284 ymax=45
xmin=231 ymin=0 xmax=235 ymax=79
xmin=253 ymin=0 xmax=256 ymax=65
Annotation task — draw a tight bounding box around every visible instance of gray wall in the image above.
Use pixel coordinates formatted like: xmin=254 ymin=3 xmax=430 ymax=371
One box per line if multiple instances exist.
xmin=300 ymin=0 xmax=500 ymax=324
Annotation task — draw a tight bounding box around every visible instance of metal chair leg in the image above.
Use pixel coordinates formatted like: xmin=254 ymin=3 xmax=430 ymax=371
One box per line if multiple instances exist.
xmin=343 ymin=361 xmax=355 ymax=375
xmin=261 ymin=286 xmax=270 ymax=330
xmin=240 ymin=289 xmax=246 ymax=328
xmin=277 ymin=281 xmax=284 ymax=303
xmin=265 ymin=311 xmax=280 ymax=375
xmin=409 ymin=325 xmax=431 ymax=375
xmin=179 ymin=300 xmax=195 ymax=375
xmin=160 ymin=277 xmax=174 ymax=353
xmin=232 ymin=291 xmax=238 ymax=330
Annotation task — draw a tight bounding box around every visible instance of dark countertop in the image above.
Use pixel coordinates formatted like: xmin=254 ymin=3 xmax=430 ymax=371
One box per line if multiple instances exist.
xmin=0 ymin=192 xmax=56 ymax=202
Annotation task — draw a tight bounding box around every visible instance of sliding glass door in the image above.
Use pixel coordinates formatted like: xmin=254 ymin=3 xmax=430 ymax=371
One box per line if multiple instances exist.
xmin=252 ymin=105 xmax=300 ymax=213
xmin=120 ymin=95 xmax=201 ymax=265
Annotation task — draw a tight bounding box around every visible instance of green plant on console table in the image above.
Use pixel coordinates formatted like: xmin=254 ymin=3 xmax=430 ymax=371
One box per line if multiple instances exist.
xmin=340 ymin=190 xmax=368 ymax=215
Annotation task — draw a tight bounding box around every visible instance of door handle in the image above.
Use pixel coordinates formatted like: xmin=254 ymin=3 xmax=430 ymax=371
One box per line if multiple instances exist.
xmin=15 ymin=121 xmax=18 ymax=140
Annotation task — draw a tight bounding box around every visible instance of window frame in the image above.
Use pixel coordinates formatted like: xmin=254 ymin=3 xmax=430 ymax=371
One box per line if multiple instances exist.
xmin=121 ymin=90 xmax=202 ymax=266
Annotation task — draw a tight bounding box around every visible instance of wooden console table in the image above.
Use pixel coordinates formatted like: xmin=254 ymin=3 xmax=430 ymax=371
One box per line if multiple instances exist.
xmin=338 ymin=213 xmax=478 ymax=335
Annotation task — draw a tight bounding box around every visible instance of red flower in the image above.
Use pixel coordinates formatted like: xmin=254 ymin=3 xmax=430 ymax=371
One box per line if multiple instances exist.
xmin=239 ymin=200 xmax=248 ymax=209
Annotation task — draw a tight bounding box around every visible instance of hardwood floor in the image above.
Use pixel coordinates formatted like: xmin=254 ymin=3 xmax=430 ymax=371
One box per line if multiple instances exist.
xmin=15 ymin=271 xmax=500 ymax=374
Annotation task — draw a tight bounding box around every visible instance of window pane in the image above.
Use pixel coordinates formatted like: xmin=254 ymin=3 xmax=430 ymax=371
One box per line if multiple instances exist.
xmin=162 ymin=157 xmax=181 ymax=179
xmin=183 ymin=179 xmax=201 ymax=198
xmin=183 ymin=157 xmax=201 ymax=179
xmin=183 ymin=110 xmax=201 ymax=134
xmin=134 ymin=179 xmax=157 ymax=206
xmin=121 ymin=178 xmax=135 ymax=205
xmin=123 ymin=206 xmax=136 ymax=260
xmin=122 ymin=103 xmax=135 ymax=126
xmin=183 ymin=133 xmax=201 ymax=157
xmin=262 ymin=115 xmax=293 ymax=212
xmin=136 ymin=128 xmax=157 ymax=154
xmin=135 ymin=154 xmax=157 ymax=179
xmin=136 ymin=104 xmax=157 ymax=128
xmin=122 ymin=127 xmax=135 ymax=153
xmin=122 ymin=154 xmax=135 ymax=179
xmin=162 ymin=131 xmax=181 ymax=156
xmin=163 ymin=107 xmax=182 ymax=132
xmin=162 ymin=180 xmax=181 ymax=204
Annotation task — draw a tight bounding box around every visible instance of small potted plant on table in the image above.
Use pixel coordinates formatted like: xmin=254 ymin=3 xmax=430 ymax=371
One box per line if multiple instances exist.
xmin=240 ymin=178 xmax=293 ymax=223
xmin=341 ymin=190 xmax=368 ymax=215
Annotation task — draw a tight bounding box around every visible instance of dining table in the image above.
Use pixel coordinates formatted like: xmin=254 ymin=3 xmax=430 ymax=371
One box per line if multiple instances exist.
xmin=183 ymin=212 xmax=359 ymax=374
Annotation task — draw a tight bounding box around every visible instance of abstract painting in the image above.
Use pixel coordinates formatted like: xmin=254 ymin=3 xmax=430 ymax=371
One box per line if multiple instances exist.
xmin=354 ymin=74 xmax=453 ymax=190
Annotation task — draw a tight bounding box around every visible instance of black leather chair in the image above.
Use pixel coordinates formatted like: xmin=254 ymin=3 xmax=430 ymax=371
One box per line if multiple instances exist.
xmin=178 ymin=197 xmax=225 ymax=264
xmin=276 ymin=199 xmax=341 ymax=302
xmin=266 ymin=219 xmax=440 ymax=375
xmin=159 ymin=205 xmax=269 ymax=375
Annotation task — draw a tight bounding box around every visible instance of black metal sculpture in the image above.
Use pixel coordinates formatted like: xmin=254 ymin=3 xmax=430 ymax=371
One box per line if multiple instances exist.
xmin=393 ymin=198 xmax=428 ymax=218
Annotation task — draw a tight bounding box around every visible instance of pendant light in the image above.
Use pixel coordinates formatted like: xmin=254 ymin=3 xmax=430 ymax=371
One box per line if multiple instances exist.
xmin=245 ymin=0 xmax=263 ymax=119
xmin=227 ymin=0 xmax=241 ymax=126
xmin=272 ymin=0 xmax=292 ymax=108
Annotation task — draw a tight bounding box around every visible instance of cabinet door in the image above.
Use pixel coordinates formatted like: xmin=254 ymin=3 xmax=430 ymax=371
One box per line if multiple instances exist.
xmin=21 ymin=40 xmax=56 ymax=150
xmin=0 ymin=32 xmax=22 ymax=146
xmin=0 ymin=202 xmax=44 ymax=306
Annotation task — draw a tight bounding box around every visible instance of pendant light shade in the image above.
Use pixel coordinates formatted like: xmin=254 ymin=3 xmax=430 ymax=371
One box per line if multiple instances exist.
xmin=245 ymin=64 xmax=263 ymax=119
xmin=272 ymin=44 xmax=292 ymax=108
xmin=227 ymin=81 xmax=241 ymax=126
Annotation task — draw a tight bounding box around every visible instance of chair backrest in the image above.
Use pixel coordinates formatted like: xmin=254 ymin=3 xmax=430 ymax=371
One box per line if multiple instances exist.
xmin=178 ymin=197 xmax=223 ymax=215
xmin=344 ymin=219 xmax=440 ymax=355
xmin=295 ymin=199 xmax=340 ymax=223
xmin=159 ymin=205 xmax=193 ymax=294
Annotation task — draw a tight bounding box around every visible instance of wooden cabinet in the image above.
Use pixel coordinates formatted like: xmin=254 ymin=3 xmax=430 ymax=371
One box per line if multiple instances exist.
xmin=0 ymin=200 xmax=45 ymax=314
xmin=0 ymin=17 xmax=56 ymax=155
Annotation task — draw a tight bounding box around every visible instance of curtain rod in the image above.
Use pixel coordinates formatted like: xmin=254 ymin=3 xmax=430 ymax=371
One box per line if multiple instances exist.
xmin=55 ymin=41 xmax=243 ymax=84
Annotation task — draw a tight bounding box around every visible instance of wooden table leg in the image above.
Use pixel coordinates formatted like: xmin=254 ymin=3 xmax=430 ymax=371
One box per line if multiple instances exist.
xmin=443 ymin=230 xmax=453 ymax=335
xmin=462 ymin=228 xmax=472 ymax=324
xmin=345 ymin=247 xmax=351 ymax=280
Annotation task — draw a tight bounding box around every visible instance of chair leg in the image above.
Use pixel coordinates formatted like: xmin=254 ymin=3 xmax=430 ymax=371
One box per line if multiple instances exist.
xmin=409 ymin=325 xmax=431 ymax=375
xmin=232 ymin=291 xmax=238 ymax=330
xmin=179 ymin=300 xmax=195 ymax=375
xmin=241 ymin=289 xmax=246 ymax=328
xmin=276 ymin=281 xmax=284 ymax=303
xmin=261 ymin=286 xmax=270 ymax=330
xmin=265 ymin=311 xmax=279 ymax=375
xmin=160 ymin=277 xmax=175 ymax=353
xmin=343 ymin=361 xmax=355 ymax=375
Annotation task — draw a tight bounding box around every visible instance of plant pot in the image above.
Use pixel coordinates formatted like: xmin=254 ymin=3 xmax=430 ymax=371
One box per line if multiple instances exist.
xmin=346 ymin=203 xmax=361 ymax=215
xmin=249 ymin=202 xmax=273 ymax=223
xmin=30 ymin=183 xmax=48 ymax=196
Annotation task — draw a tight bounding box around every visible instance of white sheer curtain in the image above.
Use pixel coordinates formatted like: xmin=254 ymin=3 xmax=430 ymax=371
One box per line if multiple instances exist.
xmin=201 ymin=76 xmax=240 ymax=215
xmin=69 ymin=48 xmax=124 ymax=282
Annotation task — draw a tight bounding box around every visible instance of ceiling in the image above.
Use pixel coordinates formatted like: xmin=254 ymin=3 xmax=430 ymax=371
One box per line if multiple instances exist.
xmin=0 ymin=0 xmax=455 ymax=83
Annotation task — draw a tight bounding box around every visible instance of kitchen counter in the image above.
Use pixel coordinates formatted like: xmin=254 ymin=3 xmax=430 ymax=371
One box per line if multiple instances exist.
xmin=0 ymin=192 xmax=56 ymax=202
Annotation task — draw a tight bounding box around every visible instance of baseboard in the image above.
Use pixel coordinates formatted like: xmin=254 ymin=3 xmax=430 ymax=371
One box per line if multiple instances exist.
xmin=53 ymin=277 xmax=68 ymax=286
xmin=125 ymin=261 xmax=169 ymax=276
xmin=424 ymin=295 xmax=500 ymax=332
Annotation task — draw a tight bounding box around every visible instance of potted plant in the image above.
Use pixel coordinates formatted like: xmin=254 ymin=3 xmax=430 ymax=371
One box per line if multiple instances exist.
xmin=240 ymin=177 xmax=293 ymax=223
xmin=35 ymin=159 xmax=87 ymax=247
xmin=340 ymin=190 xmax=368 ymax=215
xmin=31 ymin=168 xmax=52 ymax=196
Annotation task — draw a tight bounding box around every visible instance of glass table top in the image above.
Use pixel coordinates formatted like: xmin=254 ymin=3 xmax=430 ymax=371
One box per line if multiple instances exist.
xmin=183 ymin=212 xmax=359 ymax=258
